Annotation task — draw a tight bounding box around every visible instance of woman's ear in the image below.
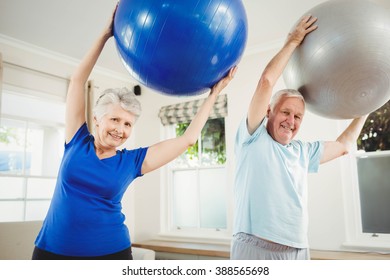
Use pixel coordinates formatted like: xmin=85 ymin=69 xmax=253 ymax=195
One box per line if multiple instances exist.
xmin=94 ymin=116 xmax=99 ymax=127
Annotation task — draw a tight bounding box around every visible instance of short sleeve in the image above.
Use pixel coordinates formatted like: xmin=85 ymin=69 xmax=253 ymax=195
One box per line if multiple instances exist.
xmin=65 ymin=123 xmax=90 ymax=148
xmin=306 ymin=141 xmax=324 ymax=173
xmin=235 ymin=117 xmax=267 ymax=149
xmin=122 ymin=147 xmax=149 ymax=177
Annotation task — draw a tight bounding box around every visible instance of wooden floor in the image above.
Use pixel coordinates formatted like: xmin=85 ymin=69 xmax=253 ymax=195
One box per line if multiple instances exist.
xmin=133 ymin=240 xmax=390 ymax=260
xmin=133 ymin=240 xmax=230 ymax=258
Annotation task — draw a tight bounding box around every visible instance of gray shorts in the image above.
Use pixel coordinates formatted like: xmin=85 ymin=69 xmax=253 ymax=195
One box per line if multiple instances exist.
xmin=231 ymin=232 xmax=310 ymax=260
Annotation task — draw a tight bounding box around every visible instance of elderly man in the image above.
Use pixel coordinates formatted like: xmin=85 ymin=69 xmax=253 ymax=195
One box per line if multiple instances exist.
xmin=231 ymin=15 xmax=367 ymax=260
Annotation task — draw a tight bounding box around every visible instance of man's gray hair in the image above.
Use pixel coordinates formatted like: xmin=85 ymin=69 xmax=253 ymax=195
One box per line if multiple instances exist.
xmin=269 ymin=89 xmax=305 ymax=112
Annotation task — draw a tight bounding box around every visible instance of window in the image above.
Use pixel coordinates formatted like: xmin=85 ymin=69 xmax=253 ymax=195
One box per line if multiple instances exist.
xmin=355 ymin=151 xmax=390 ymax=235
xmin=0 ymin=90 xmax=65 ymax=222
xmin=343 ymin=99 xmax=390 ymax=250
xmin=357 ymin=100 xmax=389 ymax=152
xmin=174 ymin=118 xmax=226 ymax=167
xmin=166 ymin=118 xmax=228 ymax=235
xmin=158 ymin=95 xmax=230 ymax=239
xmin=356 ymin=100 xmax=390 ymax=234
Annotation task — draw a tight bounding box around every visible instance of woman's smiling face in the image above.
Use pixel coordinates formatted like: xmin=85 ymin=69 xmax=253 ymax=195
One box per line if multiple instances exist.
xmin=94 ymin=103 xmax=136 ymax=150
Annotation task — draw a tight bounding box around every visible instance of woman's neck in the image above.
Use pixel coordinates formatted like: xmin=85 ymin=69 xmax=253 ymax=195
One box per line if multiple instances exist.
xmin=94 ymin=143 xmax=116 ymax=160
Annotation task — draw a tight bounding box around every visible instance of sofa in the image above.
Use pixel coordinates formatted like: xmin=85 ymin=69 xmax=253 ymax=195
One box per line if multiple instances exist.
xmin=0 ymin=221 xmax=155 ymax=260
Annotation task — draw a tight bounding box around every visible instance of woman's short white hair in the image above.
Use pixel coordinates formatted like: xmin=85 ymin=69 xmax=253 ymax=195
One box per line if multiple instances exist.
xmin=93 ymin=87 xmax=141 ymax=121
xmin=269 ymin=89 xmax=305 ymax=112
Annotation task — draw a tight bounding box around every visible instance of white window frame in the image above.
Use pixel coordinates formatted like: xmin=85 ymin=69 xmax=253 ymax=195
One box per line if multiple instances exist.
xmin=0 ymin=88 xmax=65 ymax=222
xmin=159 ymin=122 xmax=232 ymax=243
xmin=340 ymin=124 xmax=390 ymax=252
xmin=0 ymin=174 xmax=56 ymax=221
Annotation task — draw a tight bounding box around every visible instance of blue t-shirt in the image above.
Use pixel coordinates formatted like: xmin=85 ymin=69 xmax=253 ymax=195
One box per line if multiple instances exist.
xmin=234 ymin=118 xmax=324 ymax=248
xmin=35 ymin=123 xmax=148 ymax=256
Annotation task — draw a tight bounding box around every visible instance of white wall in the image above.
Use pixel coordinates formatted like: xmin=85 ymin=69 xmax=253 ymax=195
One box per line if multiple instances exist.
xmin=0 ymin=35 xmax=368 ymax=253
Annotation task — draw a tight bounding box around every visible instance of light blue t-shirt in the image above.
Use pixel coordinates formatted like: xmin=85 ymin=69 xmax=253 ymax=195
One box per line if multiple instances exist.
xmin=234 ymin=118 xmax=324 ymax=248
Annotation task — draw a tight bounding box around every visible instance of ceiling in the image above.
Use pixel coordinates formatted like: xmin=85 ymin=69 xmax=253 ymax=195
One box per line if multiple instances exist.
xmin=1 ymin=0 xmax=389 ymax=77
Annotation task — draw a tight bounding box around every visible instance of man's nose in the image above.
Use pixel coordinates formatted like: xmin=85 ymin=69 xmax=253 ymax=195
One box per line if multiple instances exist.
xmin=286 ymin=114 xmax=295 ymax=124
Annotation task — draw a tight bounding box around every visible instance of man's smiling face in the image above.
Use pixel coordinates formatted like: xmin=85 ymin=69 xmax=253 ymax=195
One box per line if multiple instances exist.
xmin=266 ymin=96 xmax=305 ymax=145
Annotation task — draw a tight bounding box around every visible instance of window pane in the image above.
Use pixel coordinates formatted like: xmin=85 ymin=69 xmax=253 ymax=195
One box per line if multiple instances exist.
xmin=0 ymin=119 xmax=27 ymax=175
xmin=357 ymin=100 xmax=390 ymax=151
xmin=173 ymin=170 xmax=198 ymax=228
xmin=357 ymin=152 xmax=390 ymax=234
xmin=169 ymin=118 xmax=227 ymax=232
xmin=173 ymin=118 xmax=226 ymax=167
xmin=0 ymin=119 xmax=64 ymax=177
xmin=175 ymin=122 xmax=199 ymax=167
xmin=26 ymin=124 xmax=63 ymax=177
xmin=201 ymin=118 xmax=226 ymax=165
xmin=199 ymin=168 xmax=227 ymax=229
xmin=0 ymin=201 xmax=24 ymax=222
xmin=25 ymin=125 xmax=44 ymax=176
xmin=0 ymin=177 xmax=24 ymax=199
xmin=26 ymin=178 xmax=56 ymax=199
xmin=25 ymin=201 xmax=51 ymax=221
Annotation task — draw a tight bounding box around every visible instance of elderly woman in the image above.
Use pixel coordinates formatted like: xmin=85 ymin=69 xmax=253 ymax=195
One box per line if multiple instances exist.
xmin=32 ymin=4 xmax=236 ymax=260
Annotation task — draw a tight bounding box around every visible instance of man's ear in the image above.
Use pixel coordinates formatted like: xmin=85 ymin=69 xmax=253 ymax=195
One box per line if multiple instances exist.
xmin=266 ymin=105 xmax=271 ymax=118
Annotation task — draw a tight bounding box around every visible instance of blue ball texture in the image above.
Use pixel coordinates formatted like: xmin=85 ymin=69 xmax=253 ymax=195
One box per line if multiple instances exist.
xmin=113 ymin=0 xmax=248 ymax=96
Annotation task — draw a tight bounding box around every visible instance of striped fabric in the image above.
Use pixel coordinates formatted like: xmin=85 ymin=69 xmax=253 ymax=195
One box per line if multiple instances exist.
xmin=158 ymin=94 xmax=227 ymax=125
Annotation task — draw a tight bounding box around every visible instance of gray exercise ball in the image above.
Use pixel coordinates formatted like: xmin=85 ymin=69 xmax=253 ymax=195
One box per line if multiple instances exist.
xmin=283 ymin=0 xmax=390 ymax=119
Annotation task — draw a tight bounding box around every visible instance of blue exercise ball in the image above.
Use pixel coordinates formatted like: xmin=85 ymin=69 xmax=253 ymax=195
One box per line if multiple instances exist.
xmin=113 ymin=0 xmax=248 ymax=96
